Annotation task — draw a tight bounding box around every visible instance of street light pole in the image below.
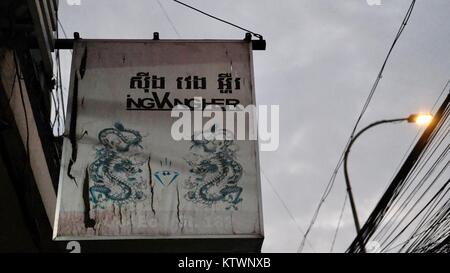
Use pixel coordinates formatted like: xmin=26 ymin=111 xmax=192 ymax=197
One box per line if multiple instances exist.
xmin=343 ymin=114 xmax=432 ymax=253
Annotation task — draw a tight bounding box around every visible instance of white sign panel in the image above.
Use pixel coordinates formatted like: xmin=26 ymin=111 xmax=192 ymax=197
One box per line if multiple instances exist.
xmin=54 ymin=40 xmax=263 ymax=243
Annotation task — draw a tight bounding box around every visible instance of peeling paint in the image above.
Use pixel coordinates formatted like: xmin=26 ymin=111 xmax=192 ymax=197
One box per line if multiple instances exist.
xmin=176 ymin=185 xmax=181 ymax=224
xmin=78 ymin=130 xmax=88 ymax=141
xmin=119 ymin=205 xmax=123 ymax=226
xmin=79 ymin=47 xmax=88 ymax=79
xmin=67 ymin=76 xmax=79 ymax=186
xmin=231 ymin=213 xmax=236 ymax=235
xmin=67 ymin=47 xmax=88 ymax=186
xmin=82 ymin=167 xmax=96 ymax=229
xmin=129 ymin=213 xmax=133 ymax=233
xmin=148 ymin=156 xmax=156 ymax=215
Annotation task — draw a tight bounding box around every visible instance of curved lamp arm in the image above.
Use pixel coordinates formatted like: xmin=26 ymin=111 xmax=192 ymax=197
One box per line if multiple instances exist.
xmin=343 ymin=117 xmax=409 ymax=252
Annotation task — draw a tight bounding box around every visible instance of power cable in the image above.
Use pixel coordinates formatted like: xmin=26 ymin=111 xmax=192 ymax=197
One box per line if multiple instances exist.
xmin=261 ymin=171 xmax=316 ymax=252
xmin=347 ymin=94 xmax=450 ymax=252
xmin=173 ymin=0 xmax=263 ymax=39
xmin=7 ymin=68 xmax=17 ymax=104
xmin=371 ymin=106 xmax=450 ymax=246
xmin=55 ymin=15 xmax=68 ymax=135
xmin=330 ymin=192 xmax=348 ymax=252
xmin=12 ymin=49 xmax=43 ymax=250
xmin=385 ymin=79 xmax=450 ymax=185
xmin=157 ymin=0 xmax=181 ymax=38
xmin=299 ymin=0 xmax=417 ymax=252
xmin=13 ymin=51 xmax=30 ymax=161
xmin=57 ymin=18 xmax=69 ymax=39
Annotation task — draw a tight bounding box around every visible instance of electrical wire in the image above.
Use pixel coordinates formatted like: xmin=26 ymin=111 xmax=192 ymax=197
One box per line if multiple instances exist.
xmin=54 ymin=15 xmax=68 ymax=136
xmin=374 ymin=108 xmax=450 ymax=244
xmin=330 ymin=193 xmax=348 ymax=252
xmin=50 ymin=88 xmax=60 ymax=130
xmin=173 ymin=0 xmax=263 ymax=39
xmin=383 ymin=121 xmax=450 ymax=251
xmin=51 ymin=30 xmax=62 ymax=134
xmin=347 ymin=93 xmax=450 ymax=252
xmin=157 ymin=0 xmax=181 ymax=38
xmin=12 ymin=49 xmax=43 ymax=250
xmin=7 ymin=68 xmax=17 ymax=105
xmin=374 ymin=122 xmax=450 ymax=243
xmin=13 ymin=51 xmax=30 ymax=162
xmin=299 ymin=0 xmax=417 ymax=252
xmin=261 ymin=171 xmax=316 ymax=252
xmin=56 ymin=14 xmax=65 ymax=119
xmin=385 ymin=79 xmax=450 ymax=185
xmin=57 ymin=18 xmax=69 ymax=40
xmin=57 ymin=54 xmax=66 ymax=126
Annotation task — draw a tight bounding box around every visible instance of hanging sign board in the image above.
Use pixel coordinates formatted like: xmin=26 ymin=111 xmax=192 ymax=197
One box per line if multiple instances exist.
xmin=53 ymin=40 xmax=263 ymax=251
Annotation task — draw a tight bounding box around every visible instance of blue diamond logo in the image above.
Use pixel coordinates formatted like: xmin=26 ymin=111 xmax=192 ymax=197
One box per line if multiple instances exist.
xmin=154 ymin=170 xmax=179 ymax=186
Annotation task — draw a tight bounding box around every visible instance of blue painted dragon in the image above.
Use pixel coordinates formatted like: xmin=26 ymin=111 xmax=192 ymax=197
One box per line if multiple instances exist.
xmin=185 ymin=129 xmax=244 ymax=210
xmin=88 ymin=122 xmax=147 ymax=207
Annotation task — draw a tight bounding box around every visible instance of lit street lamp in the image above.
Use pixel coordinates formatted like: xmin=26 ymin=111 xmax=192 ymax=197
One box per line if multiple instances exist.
xmin=344 ymin=113 xmax=433 ymax=253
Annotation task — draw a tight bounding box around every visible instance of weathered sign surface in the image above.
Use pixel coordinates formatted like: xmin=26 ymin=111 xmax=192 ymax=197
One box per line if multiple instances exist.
xmin=53 ymin=40 xmax=263 ymax=249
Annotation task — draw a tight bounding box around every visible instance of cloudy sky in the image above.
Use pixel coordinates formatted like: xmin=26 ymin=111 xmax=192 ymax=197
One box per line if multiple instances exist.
xmin=57 ymin=0 xmax=450 ymax=252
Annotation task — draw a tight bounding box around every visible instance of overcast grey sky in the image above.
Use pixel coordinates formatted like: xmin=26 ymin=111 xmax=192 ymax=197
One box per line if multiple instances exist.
xmin=58 ymin=0 xmax=450 ymax=252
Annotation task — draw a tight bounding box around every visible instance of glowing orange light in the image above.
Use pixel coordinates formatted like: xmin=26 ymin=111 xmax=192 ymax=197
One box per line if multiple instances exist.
xmin=408 ymin=114 xmax=433 ymax=125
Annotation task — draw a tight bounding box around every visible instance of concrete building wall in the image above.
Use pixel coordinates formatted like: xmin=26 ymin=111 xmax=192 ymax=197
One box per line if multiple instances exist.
xmin=0 ymin=49 xmax=56 ymax=225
